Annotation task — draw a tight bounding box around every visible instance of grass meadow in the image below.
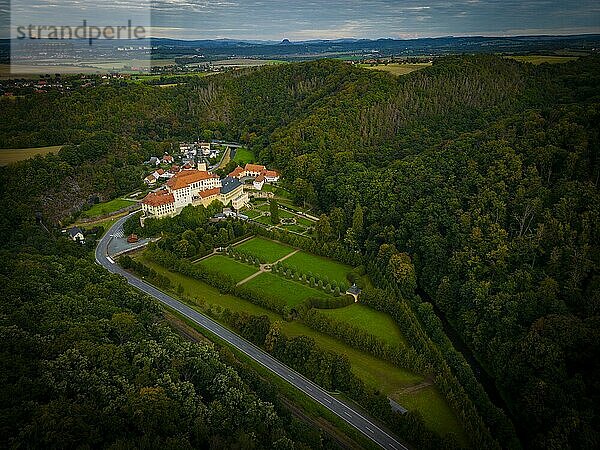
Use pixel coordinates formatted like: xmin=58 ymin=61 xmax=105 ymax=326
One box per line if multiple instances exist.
xmin=359 ymin=63 xmax=431 ymax=76
xmin=233 ymin=147 xmax=255 ymax=164
xmin=283 ymin=251 xmax=352 ymax=285
xmin=243 ymin=272 xmax=330 ymax=306
xmin=506 ymin=55 xmax=579 ymax=65
xmin=81 ymin=198 xmax=136 ymax=218
xmin=234 ymin=236 xmax=295 ymax=262
xmin=196 ymin=254 xmax=259 ymax=282
xmin=319 ymin=304 xmax=406 ymax=347
xmin=0 ymin=145 xmax=62 ymax=165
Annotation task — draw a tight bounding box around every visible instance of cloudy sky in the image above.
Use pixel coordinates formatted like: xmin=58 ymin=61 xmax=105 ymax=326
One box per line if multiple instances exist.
xmin=5 ymin=0 xmax=600 ymax=40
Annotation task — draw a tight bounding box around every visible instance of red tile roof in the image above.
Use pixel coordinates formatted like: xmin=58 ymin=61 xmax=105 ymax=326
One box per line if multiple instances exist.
xmin=255 ymin=174 xmax=265 ymax=183
xmin=264 ymin=169 xmax=279 ymax=177
xmin=229 ymin=166 xmax=244 ymax=178
xmin=166 ymin=169 xmax=218 ymax=190
xmin=199 ymin=187 xmax=220 ymax=198
xmin=142 ymin=189 xmax=174 ymax=206
xmin=244 ymin=163 xmax=265 ymax=173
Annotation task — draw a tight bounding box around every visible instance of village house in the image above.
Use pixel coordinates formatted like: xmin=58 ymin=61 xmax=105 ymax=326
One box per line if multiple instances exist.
xmin=253 ymin=174 xmax=265 ymax=190
xmin=66 ymin=227 xmax=85 ymax=244
xmin=146 ymin=156 xmax=160 ymax=166
xmin=228 ymin=163 xmax=280 ymax=190
xmin=144 ymin=174 xmax=157 ymax=185
xmin=161 ymin=154 xmax=174 ymax=164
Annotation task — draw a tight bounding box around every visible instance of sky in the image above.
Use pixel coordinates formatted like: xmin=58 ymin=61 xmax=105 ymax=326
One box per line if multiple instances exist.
xmin=3 ymin=0 xmax=600 ymax=41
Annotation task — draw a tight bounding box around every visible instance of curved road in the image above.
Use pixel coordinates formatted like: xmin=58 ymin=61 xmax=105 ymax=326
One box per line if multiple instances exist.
xmin=95 ymin=214 xmax=408 ymax=450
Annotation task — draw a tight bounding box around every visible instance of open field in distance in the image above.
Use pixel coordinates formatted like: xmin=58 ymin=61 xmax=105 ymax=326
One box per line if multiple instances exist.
xmin=359 ymin=63 xmax=432 ymax=76
xmin=0 ymin=146 xmax=63 ymax=165
xmin=505 ymin=55 xmax=579 ymax=64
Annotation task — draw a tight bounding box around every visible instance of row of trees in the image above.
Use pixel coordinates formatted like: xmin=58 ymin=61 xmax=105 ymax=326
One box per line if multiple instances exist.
xmin=213 ymin=305 xmax=463 ymax=450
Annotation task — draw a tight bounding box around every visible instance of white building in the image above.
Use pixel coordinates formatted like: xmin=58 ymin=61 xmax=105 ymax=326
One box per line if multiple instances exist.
xmin=67 ymin=227 xmax=85 ymax=244
xmin=253 ymin=174 xmax=265 ymax=190
xmin=228 ymin=163 xmax=280 ymax=183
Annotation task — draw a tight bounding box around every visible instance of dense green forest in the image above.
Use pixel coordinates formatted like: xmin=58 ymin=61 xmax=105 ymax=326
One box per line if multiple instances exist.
xmin=1 ymin=55 xmax=598 ymax=448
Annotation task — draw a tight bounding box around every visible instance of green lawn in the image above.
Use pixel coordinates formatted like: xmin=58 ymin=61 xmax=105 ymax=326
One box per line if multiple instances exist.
xmin=278 ymin=209 xmax=296 ymax=219
xmin=196 ymin=254 xmax=259 ymax=283
xmin=319 ymin=304 xmax=406 ymax=347
xmin=255 ymin=215 xmax=277 ymax=226
xmin=233 ymin=147 xmax=255 ymax=164
xmin=234 ymin=236 xmax=294 ymax=262
xmin=255 ymin=203 xmax=271 ymax=212
xmin=280 ymin=224 xmax=307 ymax=233
xmin=392 ymin=385 xmax=467 ymax=444
xmin=296 ymin=216 xmax=316 ymax=226
xmin=243 ymin=209 xmax=264 ymax=219
xmin=82 ymin=198 xmax=136 ymax=218
xmin=243 ymin=272 xmax=330 ymax=307
xmin=284 ymin=251 xmax=352 ymax=285
xmin=136 ymin=252 xmax=465 ymax=441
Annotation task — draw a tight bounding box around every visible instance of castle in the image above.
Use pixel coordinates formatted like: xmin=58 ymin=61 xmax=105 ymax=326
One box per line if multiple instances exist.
xmin=140 ymin=163 xmax=280 ymax=224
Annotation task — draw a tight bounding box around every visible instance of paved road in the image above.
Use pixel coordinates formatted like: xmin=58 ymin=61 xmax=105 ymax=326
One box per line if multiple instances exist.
xmin=95 ymin=214 xmax=408 ymax=450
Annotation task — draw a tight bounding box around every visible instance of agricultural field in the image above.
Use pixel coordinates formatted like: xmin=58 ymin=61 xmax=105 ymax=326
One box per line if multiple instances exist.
xmin=319 ymin=304 xmax=406 ymax=347
xmin=505 ymin=55 xmax=579 ymax=64
xmin=234 ymin=236 xmax=295 ymax=262
xmin=0 ymin=145 xmax=62 ymax=165
xmin=243 ymin=272 xmax=330 ymax=307
xmin=359 ymin=63 xmax=431 ymax=76
xmin=233 ymin=147 xmax=255 ymax=164
xmin=196 ymin=254 xmax=258 ymax=282
xmin=211 ymin=59 xmax=287 ymax=68
xmin=81 ymin=198 xmax=136 ymax=218
xmin=284 ymin=251 xmax=353 ymax=285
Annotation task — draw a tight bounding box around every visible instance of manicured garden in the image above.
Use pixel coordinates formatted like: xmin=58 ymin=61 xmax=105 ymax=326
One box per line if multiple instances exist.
xmin=234 ymin=236 xmax=295 ymax=263
xmin=196 ymin=254 xmax=258 ymax=283
xmin=319 ymin=303 xmax=406 ymax=347
xmin=136 ymin=250 xmax=466 ymax=442
xmin=283 ymin=251 xmax=352 ymax=285
xmin=243 ymin=272 xmax=330 ymax=306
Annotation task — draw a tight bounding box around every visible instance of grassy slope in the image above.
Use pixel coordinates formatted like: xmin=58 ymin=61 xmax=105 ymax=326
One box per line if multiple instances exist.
xmin=196 ymin=254 xmax=259 ymax=282
xmin=284 ymin=251 xmax=353 ymax=285
xmin=243 ymin=272 xmax=330 ymax=306
xmin=233 ymin=147 xmax=255 ymax=164
xmin=235 ymin=236 xmax=295 ymax=262
xmin=0 ymin=145 xmax=62 ymax=165
xmin=137 ymin=252 xmax=465 ymax=441
xmin=81 ymin=198 xmax=136 ymax=218
xmin=319 ymin=304 xmax=407 ymax=347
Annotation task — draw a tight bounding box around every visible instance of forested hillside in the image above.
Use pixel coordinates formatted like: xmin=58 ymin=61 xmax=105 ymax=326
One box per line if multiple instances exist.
xmin=1 ymin=55 xmax=598 ymax=448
